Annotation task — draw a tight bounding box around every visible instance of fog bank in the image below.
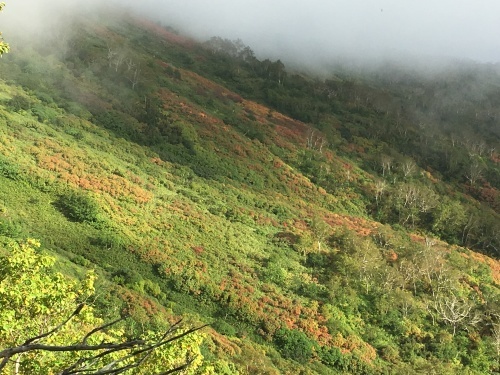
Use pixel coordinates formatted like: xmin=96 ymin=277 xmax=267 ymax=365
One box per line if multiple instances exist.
xmin=3 ymin=1 xmax=500 ymax=68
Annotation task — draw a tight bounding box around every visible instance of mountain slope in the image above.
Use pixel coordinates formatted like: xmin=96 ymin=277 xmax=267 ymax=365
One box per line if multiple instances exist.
xmin=0 ymin=9 xmax=499 ymax=374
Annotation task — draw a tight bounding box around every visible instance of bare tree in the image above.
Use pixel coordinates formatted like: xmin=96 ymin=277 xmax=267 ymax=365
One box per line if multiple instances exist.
xmin=380 ymin=155 xmax=393 ymax=177
xmin=431 ymin=293 xmax=480 ymax=336
xmin=450 ymin=133 xmax=460 ymax=148
xmin=400 ymin=158 xmax=417 ymax=178
xmin=311 ymin=216 xmax=330 ymax=252
xmin=397 ymin=258 xmax=421 ymax=294
xmin=128 ymin=65 xmax=141 ymax=90
xmin=107 ymin=46 xmax=118 ymax=68
xmin=374 ymin=179 xmax=387 ymax=207
xmin=125 ymin=58 xmax=136 ymax=72
xmin=395 ymin=183 xmax=437 ymax=226
xmin=111 ymin=53 xmax=126 ymax=72
xmin=357 ymin=240 xmax=385 ymax=293
xmin=306 ymin=130 xmax=327 ymax=153
xmin=464 ymin=138 xmax=487 ymax=158
xmin=397 ymin=239 xmax=448 ymax=296
xmin=465 ymin=160 xmax=484 ymax=186
xmin=462 ymin=213 xmax=479 ymax=247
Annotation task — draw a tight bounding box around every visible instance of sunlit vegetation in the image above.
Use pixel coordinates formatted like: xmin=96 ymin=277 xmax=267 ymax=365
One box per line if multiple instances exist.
xmin=0 ymin=239 xmax=208 ymax=374
xmin=0 ymin=2 xmax=8 ymax=56
xmin=0 ymin=8 xmax=499 ymax=374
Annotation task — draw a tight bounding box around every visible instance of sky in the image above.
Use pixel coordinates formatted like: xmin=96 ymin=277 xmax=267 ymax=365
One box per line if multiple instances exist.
xmin=3 ymin=0 xmax=500 ymax=66
xmin=132 ymin=0 xmax=500 ymax=65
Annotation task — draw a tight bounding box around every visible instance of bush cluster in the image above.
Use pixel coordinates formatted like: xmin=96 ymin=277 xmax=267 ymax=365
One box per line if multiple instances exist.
xmin=55 ymin=191 xmax=100 ymax=223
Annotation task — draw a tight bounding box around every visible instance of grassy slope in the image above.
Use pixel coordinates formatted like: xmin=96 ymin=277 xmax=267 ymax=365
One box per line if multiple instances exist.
xmin=0 ymin=11 xmax=499 ymax=374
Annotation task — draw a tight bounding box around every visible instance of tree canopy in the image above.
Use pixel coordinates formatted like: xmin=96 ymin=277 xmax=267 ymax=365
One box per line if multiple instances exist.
xmin=0 ymin=239 xmax=207 ymax=374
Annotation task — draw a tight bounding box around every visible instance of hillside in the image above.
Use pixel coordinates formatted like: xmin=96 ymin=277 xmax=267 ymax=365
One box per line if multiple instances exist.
xmin=0 ymin=9 xmax=499 ymax=374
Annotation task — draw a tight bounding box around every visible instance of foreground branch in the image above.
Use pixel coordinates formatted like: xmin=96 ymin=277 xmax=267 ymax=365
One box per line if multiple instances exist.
xmin=0 ymin=304 xmax=207 ymax=375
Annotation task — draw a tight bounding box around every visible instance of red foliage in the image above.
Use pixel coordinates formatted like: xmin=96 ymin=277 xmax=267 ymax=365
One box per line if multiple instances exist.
xmin=118 ymin=288 xmax=165 ymax=319
xmin=150 ymin=157 xmax=164 ymax=165
xmin=134 ymin=19 xmax=195 ymax=48
xmin=385 ymin=250 xmax=398 ymax=262
xmin=478 ymin=182 xmax=500 ymax=212
xmin=490 ymin=151 xmax=500 ymax=163
xmin=461 ymin=251 xmax=500 ymax=284
xmin=191 ymin=245 xmax=204 ymax=255
xmin=323 ymin=212 xmax=377 ymax=236
xmin=344 ymin=143 xmax=365 ymax=154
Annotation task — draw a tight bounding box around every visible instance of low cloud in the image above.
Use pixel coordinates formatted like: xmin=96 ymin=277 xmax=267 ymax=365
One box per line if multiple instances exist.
xmin=137 ymin=0 xmax=500 ymax=65
xmin=3 ymin=0 xmax=500 ymax=68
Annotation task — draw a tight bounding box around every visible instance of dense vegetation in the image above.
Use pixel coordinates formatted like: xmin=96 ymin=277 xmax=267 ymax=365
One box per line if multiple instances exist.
xmin=0 ymin=239 xmax=208 ymax=374
xmin=0 ymin=7 xmax=499 ymax=374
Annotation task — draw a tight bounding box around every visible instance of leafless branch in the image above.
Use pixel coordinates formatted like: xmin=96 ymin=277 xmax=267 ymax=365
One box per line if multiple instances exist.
xmin=22 ymin=304 xmax=85 ymax=346
xmin=0 ymin=305 xmax=207 ymax=375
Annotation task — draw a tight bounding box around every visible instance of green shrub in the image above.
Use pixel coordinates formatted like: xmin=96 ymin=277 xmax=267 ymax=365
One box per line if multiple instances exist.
xmin=111 ymin=268 xmax=143 ymax=287
xmin=0 ymin=218 xmax=24 ymax=238
xmin=90 ymin=231 xmax=125 ymax=250
xmin=31 ymin=103 xmax=58 ymax=123
xmin=262 ymin=260 xmax=287 ymax=286
xmin=0 ymin=157 xmax=20 ymax=180
xmin=212 ymin=320 xmax=237 ymax=337
xmin=7 ymin=94 xmax=32 ymax=111
xmin=55 ymin=191 xmax=100 ymax=223
xmin=319 ymin=346 xmax=344 ymax=368
xmin=273 ymin=328 xmax=314 ymax=363
xmin=65 ymin=127 xmax=85 ymax=140
xmin=72 ymin=254 xmax=91 ymax=267
xmin=61 ymin=101 xmax=92 ymax=120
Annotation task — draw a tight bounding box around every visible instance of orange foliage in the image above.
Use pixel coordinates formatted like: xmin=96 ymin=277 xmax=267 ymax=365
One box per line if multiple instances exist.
xmin=422 ymin=169 xmax=439 ymax=183
xmin=35 ymin=146 xmax=153 ymax=204
xmin=461 ymin=251 xmax=500 ymax=284
xmin=118 ymin=288 xmax=165 ymax=319
xmin=478 ymin=182 xmax=500 ymax=212
xmin=191 ymin=245 xmax=204 ymax=255
xmin=385 ymin=250 xmax=398 ymax=262
xmin=207 ymin=329 xmax=242 ymax=356
xmin=324 ymin=212 xmax=378 ymax=236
